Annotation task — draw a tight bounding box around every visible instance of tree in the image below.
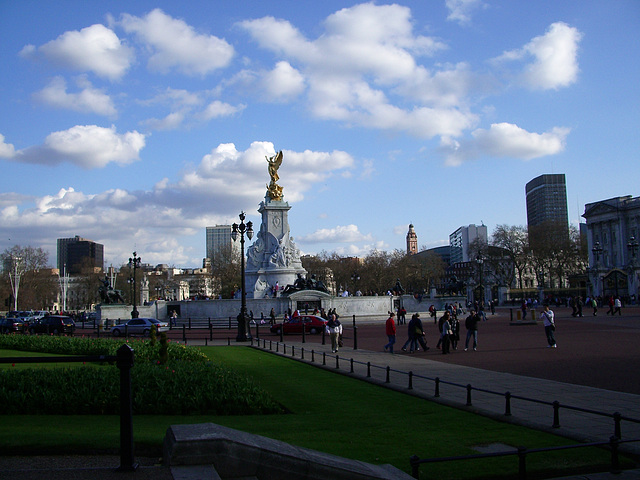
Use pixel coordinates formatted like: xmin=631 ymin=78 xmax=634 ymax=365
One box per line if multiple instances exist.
xmin=209 ymin=244 xmax=240 ymax=299
xmin=1 ymin=245 xmax=56 ymax=310
xmin=491 ymin=225 xmax=529 ymax=289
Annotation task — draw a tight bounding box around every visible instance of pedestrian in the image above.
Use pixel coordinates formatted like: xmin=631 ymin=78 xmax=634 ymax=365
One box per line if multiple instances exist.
xmin=591 ymin=297 xmax=598 ymax=316
xmin=450 ymin=314 xmax=460 ymax=350
xmin=613 ymin=296 xmax=622 ymax=316
xmin=413 ymin=313 xmax=430 ymax=352
xmin=576 ymin=296 xmax=583 ymax=317
xmin=441 ymin=313 xmax=452 ymax=354
xmin=540 ymin=304 xmax=557 ymax=348
xmin=398 ymin=306 xmax=407 ymax=325
xmin=521 ymin=300 xmax=527 ymax=320
xmin=327 ymin=314 xmax=342 ymax=353
xmin=435 ymin=311 xmax=449 ymax=350
xmin=464 ymin=309 xmax=480 ymax=351
xmin=384 ymin=312 xmax=396 ymax=353
xmin=606 ymin=296 xmax=614 ymax=315
xmin=429 ymin=304 xmax=437 ymax=324
xmin=401 ymin=315 xmax=417 ymax=352
xmin=269 ymin=308 xmax=276 ymax=325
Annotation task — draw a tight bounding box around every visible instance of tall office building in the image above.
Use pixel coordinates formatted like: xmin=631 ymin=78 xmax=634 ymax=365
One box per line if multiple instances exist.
xmin=525 ymin=174 xmax=569 ymax=228
xmin=449 ymin=224 xmax=488 ymax=264
xmin=406 ymin=224 xmax=418 ymax=255
xmin=206 ymin=225 xmax=239 ymax=262
xmin=57 ymin=235 xmax=104 ymax=274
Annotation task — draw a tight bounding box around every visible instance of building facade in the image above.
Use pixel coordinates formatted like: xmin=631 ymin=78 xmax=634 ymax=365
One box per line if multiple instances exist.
xmin=583 ymin=195 xmax=640 ymax=302
xmin=449 ymin=224 xmax=488 ymax=264
xmin=525 ymin=174 xmax=569 ymax=228
xmin=57 ymin=236 xmax=104 ymax=275
xmin=206 ymin=225 xmax=239 ymax=262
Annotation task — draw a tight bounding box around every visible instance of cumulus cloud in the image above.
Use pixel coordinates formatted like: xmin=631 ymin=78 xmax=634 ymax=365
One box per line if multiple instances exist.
xmin=0 ymin=134 xmax=16 ymax=158
xmin=442 ymin=122 xmax=570 ymax=166
xmin=297 ymin=224 xmax=373 ymax=244
xmin=119 ymin=8 xmax=234 ymax=75
xmin=0 ymin=143 xmax=354 ymax=265
xmin=20 ymin=24 xmax=133 ymax=81
xmin=261 ymin=61 xmax=306 ymax=101
xmin=446 ymin=0 xmax=484 ymax=25
xmin=493 ymin=22 xmax=582 ymax=90
xmin=8 ymin=125 xmax=146 ymax=169
xmin=238 ymin=4 xmax=483 ymax=139
xmin=33 ymin=76 xmax=117 ymax=116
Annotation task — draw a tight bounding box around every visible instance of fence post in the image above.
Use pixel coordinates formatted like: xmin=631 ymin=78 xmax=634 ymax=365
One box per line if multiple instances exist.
xmin=302 ymin=320 xmax=306 ymax=344
xmin=517 ymin=446 xmax=527 ymax=479
xmin=188 ymin=317 xmax=192 ymax=329
xmin=386 ymin=365 xmax=390 ymax=383
xmin=350 ymin=358 xmax=354 ymax=373
xmin=311 ymin=349 xmax=315 ymax=363
xmin=613 ymin=412 xmax=621 ymax=439
xmin=435 ymin=377 xmax=440 ymax=397
xmin=255 ymin=321 xmax=259 ymax=340
xmin=609 ymin=436 xmax=621 ymax=474
xmin=466 ymin=384 xmax=472 ymax=406
xmin=336 ymin=355 xmax=340 ymax=369
xmin=552 ymin=401 xmax=560 ymax=428
xmin=228 ymin=316 xmax=232 ymax=329
xmin=301 ymin=347 xmax=304 ymax=360
xmin=408 ymin=371 xmax=413 ymax=390
xmin=505 ymin=391 xmax=512 ymax=416
xmin=353 ymin=315 xmax=358 ymax=350
xmin=280 ymin=326 xmax=284 ymax=343
xmin=409 ymin=455 xmax=420 ymax=479
xmin=182 ymin=324 xmax=186 ymax=343
xmin=209 ymin=323 xmax=213 ymax=342
xmin=323 ymin=352 xmax=326 ymax=366
xmin=116 ymin=344 xmax=137 ymax=472
xmin=291 ymin=345 xmax=294 ymax=357
xmin=367 ymin=361 xmax=371 ymax=378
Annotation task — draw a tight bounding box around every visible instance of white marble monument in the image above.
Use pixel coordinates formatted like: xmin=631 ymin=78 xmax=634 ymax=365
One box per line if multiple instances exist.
xmin=245 ymin=151 xmax=307 ymax=298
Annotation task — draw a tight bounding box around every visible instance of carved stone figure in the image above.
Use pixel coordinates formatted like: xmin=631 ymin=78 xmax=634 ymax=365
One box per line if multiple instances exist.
xmin=99 ymin=276 xmax=125 ymax=304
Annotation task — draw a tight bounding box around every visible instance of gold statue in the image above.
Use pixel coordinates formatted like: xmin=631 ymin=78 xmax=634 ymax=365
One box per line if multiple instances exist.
xmin=266 ymin=150 xmax=284 ymax=201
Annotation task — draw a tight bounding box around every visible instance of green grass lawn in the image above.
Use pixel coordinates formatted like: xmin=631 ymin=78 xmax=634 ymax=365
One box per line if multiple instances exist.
xmin=0 ymin=345 xmax=629 ymax=479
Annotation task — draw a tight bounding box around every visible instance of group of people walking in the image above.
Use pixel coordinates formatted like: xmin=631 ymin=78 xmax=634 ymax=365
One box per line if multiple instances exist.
xmin=384 ymin=308 xmax=483 ymax=355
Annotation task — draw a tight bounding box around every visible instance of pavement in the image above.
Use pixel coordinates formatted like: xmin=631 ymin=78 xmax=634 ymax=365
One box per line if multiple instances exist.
xmin=3 ymin=306 xmax=640 ymax=479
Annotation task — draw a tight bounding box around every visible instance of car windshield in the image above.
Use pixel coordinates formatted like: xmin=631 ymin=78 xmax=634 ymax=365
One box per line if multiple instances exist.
xmin=149 ymin=319 xmax=160 ymax=324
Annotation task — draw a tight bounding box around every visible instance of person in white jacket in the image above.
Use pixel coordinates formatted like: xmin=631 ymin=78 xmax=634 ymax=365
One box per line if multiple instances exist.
xmin=327 ymin=314 xmax=342 ymax=353
xmin=540 ymin=305 xmax=556 ymax=348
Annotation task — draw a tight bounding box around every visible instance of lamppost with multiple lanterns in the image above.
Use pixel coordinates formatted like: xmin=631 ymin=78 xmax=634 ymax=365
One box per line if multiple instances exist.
xmin=128 ymin=252 xmax=141 ymax=319
xmin=591 ymin=241 xmax=604 ymax=297
xmin=231 ymin=212 xmax=254 ymax=342
xmin=475 ymin=254 xmax=484 ymax=304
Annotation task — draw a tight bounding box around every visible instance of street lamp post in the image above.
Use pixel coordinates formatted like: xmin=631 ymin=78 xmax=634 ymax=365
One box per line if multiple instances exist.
xmin=128 ymin=252 xmax=141 ymax=319
xmin=231 ymin=212 xmax=254 ymax=342
xmin=476 ymin=254 xmax=484 ymax=304
xmin=592 ymin=241 xmax=603 ymax=297
xmin=351 ymin=272 xmax=360 ymax=296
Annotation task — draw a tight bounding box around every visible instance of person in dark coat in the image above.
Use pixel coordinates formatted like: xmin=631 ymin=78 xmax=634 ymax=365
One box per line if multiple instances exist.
xmin=412 ymin=313 xmax=430 ymax=352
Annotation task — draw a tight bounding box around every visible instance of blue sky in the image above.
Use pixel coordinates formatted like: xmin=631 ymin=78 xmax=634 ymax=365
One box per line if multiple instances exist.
xmin=1 ymin=1 xmax=638 ymax=269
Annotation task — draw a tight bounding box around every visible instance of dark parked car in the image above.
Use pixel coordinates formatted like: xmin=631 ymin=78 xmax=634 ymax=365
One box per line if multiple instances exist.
xmin=111 ymin=318 xmax=169 ymax=337
xmin=269 ymin=315 xmax=328 ymax=335
xmin=28 ymin=315 xmax=75 ymax=335
xmin=0 ymin=317 xmax=27 ymax=333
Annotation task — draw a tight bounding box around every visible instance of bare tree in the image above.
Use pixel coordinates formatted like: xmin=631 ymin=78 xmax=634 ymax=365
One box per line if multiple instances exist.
xmin=491 ymin=225 xmax=530 ymax=289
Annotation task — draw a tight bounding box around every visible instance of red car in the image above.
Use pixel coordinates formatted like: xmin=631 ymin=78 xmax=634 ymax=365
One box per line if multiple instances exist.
xmin=270 ymin=315 xmax=327 ymax=335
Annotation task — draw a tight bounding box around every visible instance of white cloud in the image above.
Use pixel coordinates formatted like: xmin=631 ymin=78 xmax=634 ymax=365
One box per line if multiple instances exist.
xmin=120 ymin=9 xmax=234 ymax=76
xmin=493 ymin=22 xmax=582 ymax=90
xmin=238 ymin=4 xmax=482 ymax=139
xmin=261 ymin=61 xmax=306 ymax=101
xmin=33 ymin=76 xmax=117 ymax=116
xmin=0 ymin=143 xmax=355 ymax=266
xmin=10 ymin=125 xmax=146 ymax=169
xmin=20 ymin=24 xmax=133 ymax=81
xmin=442 ymin=122 xmax=570 ymax=166
xmin=298 ymin=224 xmax=374 ymax=244
xmin=0 ymin=134 xmax=16 ymax=158
xmin=446 ymin=0 xmax=484 ymax=25
xmin=199 ymin=100 xmax=245 ymax=120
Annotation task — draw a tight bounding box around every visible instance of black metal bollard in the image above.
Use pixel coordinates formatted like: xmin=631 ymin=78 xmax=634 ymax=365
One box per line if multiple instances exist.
xmin=302 ymin=321 xmax=306 ymax=343
xmin=209 ymin=323 xmax=213 ymax=342
xmin=517 ymin=446 xmax=527 ymax=479
xmin=116 ymin=344 xmax=137 ymax=472
xmin=610 ymin=436 xmax=621 ymax=474
xmin=435 ymin=377 xmax=440 ymax=397
xmin=408 ymin=371 xmax=413 ymax=390
xmin=505 ymin=392 xmax=512 ymax=416
xmin=367 ymin=361 xmax=371 ymax=377
xmin=350 ymin=358 xmax=354 ymax=373
xmin=552 ymin=401 xmax=560 ymax=428
xmin=229 ymin=316 xmax=232 ymax=329
xmin=323 ymin=352 xmax=326 ymax=365
xmin=188 ymin=317 xmax=192 ymax=329
xmin=386 ymin=365 xmax=390 ymax=383
xmin=276 ymin=342 xmax=279 ymax=353
xmin=311 ymin=349 xmax=315 ymax=363
xmin=352 ymin=315 xmax=357 ymax=350
xmin=410 ymin=455 xmax=420 ymax=479
xmin=301 ymin=347 xmax=304 ymax=360
xmin=466 ymin=384 xmax=473 ymax=406
xmin=227 ymin=337 xmax=231 ymax=346
xmin=335 ymin=355 xmax=340 ymax=369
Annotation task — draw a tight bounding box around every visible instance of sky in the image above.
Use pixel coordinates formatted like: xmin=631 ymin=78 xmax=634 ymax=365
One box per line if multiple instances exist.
xmin=1 ymin=0 xmax=638 ymax=269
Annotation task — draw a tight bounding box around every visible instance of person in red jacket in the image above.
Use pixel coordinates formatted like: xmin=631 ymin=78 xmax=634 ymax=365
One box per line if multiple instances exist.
xmin=384 ymin=312 xmax=397 ymax=354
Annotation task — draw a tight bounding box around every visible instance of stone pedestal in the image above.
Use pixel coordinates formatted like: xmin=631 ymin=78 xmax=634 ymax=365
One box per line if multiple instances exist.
xmin=245 ymin=197 xmax=307 ymax=299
